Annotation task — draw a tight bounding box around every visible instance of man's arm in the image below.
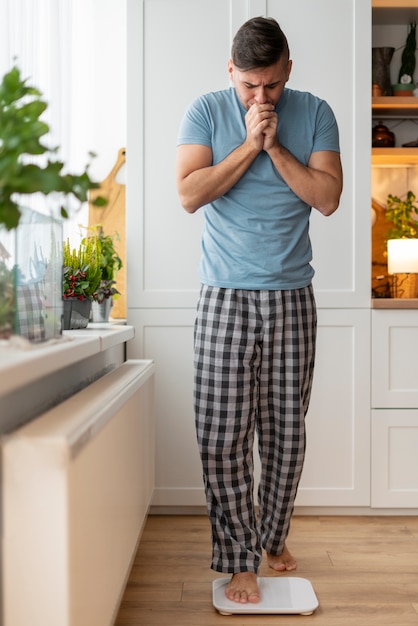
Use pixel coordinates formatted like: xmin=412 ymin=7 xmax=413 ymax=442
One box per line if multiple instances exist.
xmin=176 ymin=103 xmax=275 ymax=213
xmin=175 ymin=142 xmax=259 ymax=214
xmin=265 ymin=143 xmax=343 ymax=216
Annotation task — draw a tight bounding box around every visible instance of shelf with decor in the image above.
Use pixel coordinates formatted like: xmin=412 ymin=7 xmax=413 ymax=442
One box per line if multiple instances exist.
xmin=372 ymin=96 xmax=418 ymax=118
xmin=371 ymin=0 xmax=418 ymax=513
xmin=372 ymin=99 xmax=418 ymax=164
xmin=372 ymin=0 xmax=418 ymax=165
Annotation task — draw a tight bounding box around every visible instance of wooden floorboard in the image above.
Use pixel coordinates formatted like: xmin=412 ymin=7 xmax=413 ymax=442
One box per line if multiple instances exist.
xmin=114 ymin=515 xmax=418 ymax=625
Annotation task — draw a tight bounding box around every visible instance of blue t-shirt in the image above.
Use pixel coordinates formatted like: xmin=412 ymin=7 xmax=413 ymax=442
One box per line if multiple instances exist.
xmin=177 ymin=86 xmax=340 ymax=290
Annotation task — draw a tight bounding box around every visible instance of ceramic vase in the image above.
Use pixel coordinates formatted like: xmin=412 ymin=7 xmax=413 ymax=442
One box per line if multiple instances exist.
xmin=372 ymin=47 xmax=395 ymax=96
xmin=91 ymin=298 xmax=113 ymax=323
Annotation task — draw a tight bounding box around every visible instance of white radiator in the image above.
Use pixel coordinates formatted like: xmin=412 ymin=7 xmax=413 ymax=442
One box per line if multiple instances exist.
xmin=1 ymin=359 xmax=155 ymax=626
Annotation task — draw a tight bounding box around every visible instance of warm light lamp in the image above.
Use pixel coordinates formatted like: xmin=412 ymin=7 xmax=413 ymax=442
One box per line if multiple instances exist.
xmin=387 ymin=238 xmax=418 ymax=274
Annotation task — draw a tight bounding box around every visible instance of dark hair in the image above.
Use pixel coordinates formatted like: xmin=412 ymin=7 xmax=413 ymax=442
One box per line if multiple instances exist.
xmin=231 ymin=17 xmax=289 ymax=70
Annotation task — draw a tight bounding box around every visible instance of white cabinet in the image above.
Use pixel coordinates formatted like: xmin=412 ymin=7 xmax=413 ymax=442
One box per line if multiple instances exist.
xmin=267 ymin=0 xmax=371 ymax=308
xmin=372 ymin=409 xmax=418 ymax=508
xmin=0 ymin=331 xmax=153 ymax=626
xmin=297 ymin=309 xmax=371 ymax=507
xmin=126 ymin=0 xmax=371 ymax=310
xmin=128 ymin=308 xmax=371 ymax=508
xmin=126 ymin=0 xmax=372 ymax=509
xmin=127 ymin=308 xmax=204 ymax=507
xmin=372 ymin=309 xmax=418 ymax=508
xmin=372 ymin=309 xmax=418 ymax=408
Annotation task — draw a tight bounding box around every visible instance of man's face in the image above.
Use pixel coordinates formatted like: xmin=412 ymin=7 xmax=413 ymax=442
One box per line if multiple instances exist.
xmin=228 ymin=57 xmax=292 ymax=110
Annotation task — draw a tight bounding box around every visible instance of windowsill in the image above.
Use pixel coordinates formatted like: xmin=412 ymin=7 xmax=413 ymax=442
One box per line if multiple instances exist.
xmin=0 ymin=324 xmax=134 ymax=397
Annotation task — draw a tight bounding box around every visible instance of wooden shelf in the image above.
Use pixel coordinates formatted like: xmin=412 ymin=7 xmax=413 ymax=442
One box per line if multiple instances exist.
xmin=372 ymin=147 xmax=418 ymax=165
xmin=372 ymin=98 xmax=418 ymax=164
xmin=373 ymin=0 xmax=418 ymax=6
xmin=372 ymin=97 xmax=418 ymax=118
xmin=372 ymin=298 xmax=418 ymax=309
xmin=372 ymin=0 xmax=418 ymax=24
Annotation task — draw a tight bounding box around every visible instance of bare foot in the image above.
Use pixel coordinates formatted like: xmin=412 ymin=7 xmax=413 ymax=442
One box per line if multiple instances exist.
xmin=267 ymin=543 xmax=297 ymax=572
xmin=225 ymin=572 xmax=260 ymax=604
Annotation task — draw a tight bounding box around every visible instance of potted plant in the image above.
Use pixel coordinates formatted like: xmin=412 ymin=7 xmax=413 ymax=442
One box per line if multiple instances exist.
xmin=385 ymin=191 xmax=418 ymax=298
xmin=385 ymin=191 xmax=418 ymax=240
xmin=0 ymin=64 xmax=106 ymax=339
xmin=62 ymin=236 xmax=102 ymax=329
xmin=83 ymin=225 xmax=123 ymax=322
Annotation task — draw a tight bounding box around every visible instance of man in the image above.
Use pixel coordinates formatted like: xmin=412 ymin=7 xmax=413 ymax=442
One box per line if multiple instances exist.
xmin=176 ymin=16 xmax=342 ymax=605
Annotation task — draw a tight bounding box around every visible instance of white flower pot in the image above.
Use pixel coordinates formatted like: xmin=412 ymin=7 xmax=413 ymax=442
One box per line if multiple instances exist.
xmin=91 ymin=298 xmax=113 ymax=323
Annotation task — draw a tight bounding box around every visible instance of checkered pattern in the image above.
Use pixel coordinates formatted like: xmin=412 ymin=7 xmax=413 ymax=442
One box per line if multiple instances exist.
xmin=194 ymin=285 xmax=317 ymax=574
xmin=16 ymin=283 xmax=46 ymax=341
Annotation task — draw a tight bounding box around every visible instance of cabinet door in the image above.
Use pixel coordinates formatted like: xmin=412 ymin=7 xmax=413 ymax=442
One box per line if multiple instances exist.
xmin=372 ymin=409 xmax=418 ymax=508
xmin=253 ymin=0 xmax=371 ymax=308
xmin=296 ymin=309 xmax=371 ymax=507
xmin=127 ymin=0 xmax=371 ymax=310
xmin=129 ymin=308 xmax=370 ymax=508
xmin=127 ymin=308 xmax=205 ymax=507
xmin=126 ymin=0 xmax=372 ymax=509
xmin=372 ymin=310 xmax=418 ymax=408
xmin=127 ymin=0 xmax=235 ymax=310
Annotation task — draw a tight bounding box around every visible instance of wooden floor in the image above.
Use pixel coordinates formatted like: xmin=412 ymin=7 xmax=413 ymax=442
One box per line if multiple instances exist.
xmin=115 ymin=514 xmax=418 ymax=625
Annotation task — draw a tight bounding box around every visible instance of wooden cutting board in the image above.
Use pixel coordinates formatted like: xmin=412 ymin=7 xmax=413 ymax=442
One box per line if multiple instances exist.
xmin=88 ymin=148 xmax=126 ymax=319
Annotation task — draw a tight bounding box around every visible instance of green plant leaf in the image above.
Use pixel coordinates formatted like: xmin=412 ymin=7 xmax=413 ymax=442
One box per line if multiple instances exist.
xmin=385 ymin=190 xmax=418 ymax=240
xmin=0 ymin=198 xmax=20 ymax=230
xmin=0 ymin=64 xmax=106 ymax=230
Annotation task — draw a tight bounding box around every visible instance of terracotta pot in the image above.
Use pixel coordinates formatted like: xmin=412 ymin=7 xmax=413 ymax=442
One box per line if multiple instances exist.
xmin=392 ymin=83 xmax=413 ymax=97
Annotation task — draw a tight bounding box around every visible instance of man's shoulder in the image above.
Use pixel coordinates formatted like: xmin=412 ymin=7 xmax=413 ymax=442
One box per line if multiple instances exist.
xmin=283 ymin=87 xmax=325 ymax=105
xmin=187 ymin=88 xmax=238 ymax=122
xmin=197 ymin=87 xmax=235 ymax=106
xmin=281 ymin=88 xmax=334 ymax=118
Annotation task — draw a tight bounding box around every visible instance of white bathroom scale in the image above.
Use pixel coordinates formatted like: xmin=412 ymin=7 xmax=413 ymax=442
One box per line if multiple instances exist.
xmin=212 ymin=576 xmax=319 ymax=615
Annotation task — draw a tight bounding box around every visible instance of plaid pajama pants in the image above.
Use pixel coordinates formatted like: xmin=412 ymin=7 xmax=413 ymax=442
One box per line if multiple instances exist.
xmin=194 ymin=284 xmax=317 ymax=574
